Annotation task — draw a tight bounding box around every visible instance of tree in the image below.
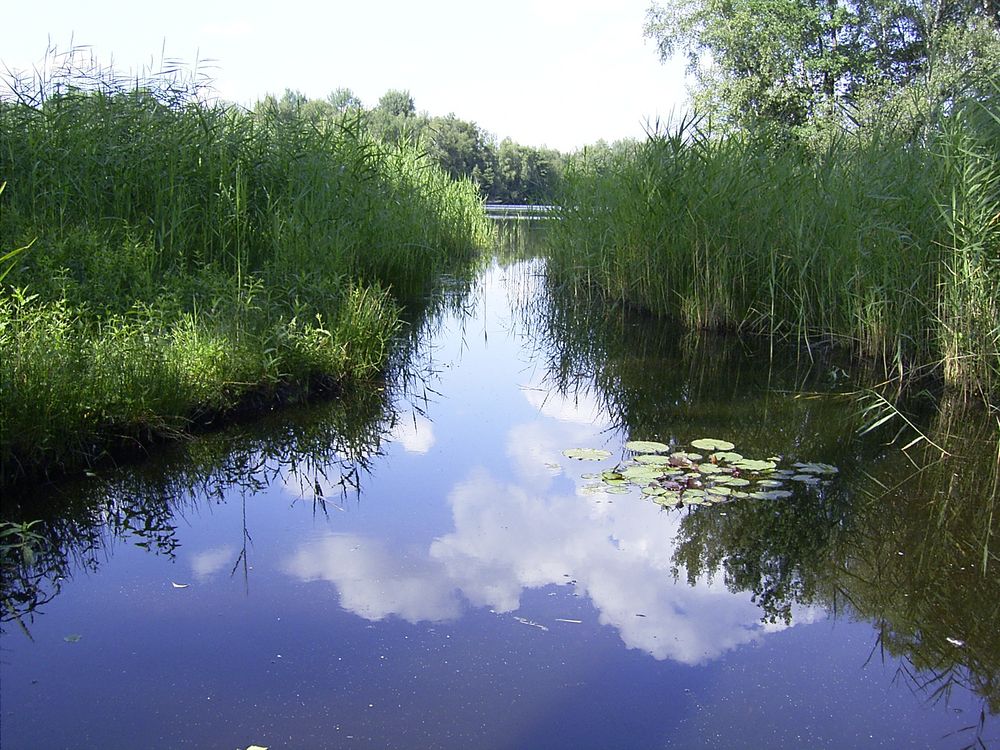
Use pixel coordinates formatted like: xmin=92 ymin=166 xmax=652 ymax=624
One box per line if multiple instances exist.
xmin=327 ymin=87 xmax=363 ymax=113
xmin=645 ymin=0 xmax=1000 ymax=137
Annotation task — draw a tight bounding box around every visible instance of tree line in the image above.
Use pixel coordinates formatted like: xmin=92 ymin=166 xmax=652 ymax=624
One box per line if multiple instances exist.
xmin=255 ymin=87 xmax=575 ymax=204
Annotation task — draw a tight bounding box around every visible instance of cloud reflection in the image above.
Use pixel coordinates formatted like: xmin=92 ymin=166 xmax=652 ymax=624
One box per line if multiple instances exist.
xmin=282 ymin=534 xmax=460 ymax=623
xmin=389 ymin=413 xmax=436 ymax=454
xmin=282 ymin=465 xmax=819 ymax=664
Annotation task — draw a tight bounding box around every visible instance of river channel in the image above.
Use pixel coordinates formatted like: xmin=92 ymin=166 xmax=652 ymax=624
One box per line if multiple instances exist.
xmin=2 ymin=223 xmax=997 ymax=749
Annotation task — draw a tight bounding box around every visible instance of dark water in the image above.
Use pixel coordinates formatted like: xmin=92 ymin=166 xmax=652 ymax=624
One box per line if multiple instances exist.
xmin=2 ymin=230 xmax=998 ymax=749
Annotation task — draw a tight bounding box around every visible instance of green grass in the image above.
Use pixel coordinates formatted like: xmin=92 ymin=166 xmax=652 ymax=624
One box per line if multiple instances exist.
xmin=550 ymin=99 xmax=1000 ymax=406
xmin=0 ymin=51 xmax=493 ymax=483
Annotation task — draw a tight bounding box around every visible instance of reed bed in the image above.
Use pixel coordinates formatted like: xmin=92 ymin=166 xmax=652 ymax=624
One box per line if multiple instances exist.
xmin=0 ymin=52 xmax=492 ymax=483
xmin=551 ymin=101 xmax=1000 ymax=406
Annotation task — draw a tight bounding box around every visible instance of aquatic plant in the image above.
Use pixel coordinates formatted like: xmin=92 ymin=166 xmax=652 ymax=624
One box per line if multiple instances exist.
xmin=550 ymin=103 xmax=1000 ymax=407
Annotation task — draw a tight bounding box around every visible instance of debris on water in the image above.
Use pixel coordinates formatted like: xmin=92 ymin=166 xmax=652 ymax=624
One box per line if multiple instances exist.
xmin=555 ymin=618 xmax=583 ymax=624
xmin=171 ymin=582 xmax=190 ymax=588
xmin=514 ymin=616 xmax=549 ymax=631
xmin=63 ymin=634 xmax=82 ymax=643
xmin=946 ymin=637 xmax=966 ymax=647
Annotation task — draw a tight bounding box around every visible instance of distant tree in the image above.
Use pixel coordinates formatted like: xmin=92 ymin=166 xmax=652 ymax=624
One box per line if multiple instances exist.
xmin=328 ymin=87 xmax=363 ymax=113
xmin=375 ymin=89 xmax=416 ymax=118
xmin=425 ymin=114 xmax=497 ymax=191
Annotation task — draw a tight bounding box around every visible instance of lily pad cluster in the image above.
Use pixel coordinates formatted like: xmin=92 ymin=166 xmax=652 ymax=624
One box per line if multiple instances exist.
xmin=564 ymin=438 xmax=837 ymax=508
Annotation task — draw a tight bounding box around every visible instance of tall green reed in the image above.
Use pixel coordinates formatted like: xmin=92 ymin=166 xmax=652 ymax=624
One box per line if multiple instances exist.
xmin=551 ymin=107 xmax=999 ymax=405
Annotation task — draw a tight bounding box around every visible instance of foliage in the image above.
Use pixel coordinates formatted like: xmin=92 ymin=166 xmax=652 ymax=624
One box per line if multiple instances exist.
xmin=0 ymin=49 xmax=492 ymax=482
xmin=645 ymin=0 xmax=1000 ymax=140
xmin=550 ymin=104 xmax=1000 ymax=403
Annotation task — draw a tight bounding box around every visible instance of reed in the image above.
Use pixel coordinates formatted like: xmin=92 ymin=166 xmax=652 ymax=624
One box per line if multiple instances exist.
xmin=0 ymin=50 xmax=492 ymax=482
xmin=551 ymin=102 xmax=1000 ymax=406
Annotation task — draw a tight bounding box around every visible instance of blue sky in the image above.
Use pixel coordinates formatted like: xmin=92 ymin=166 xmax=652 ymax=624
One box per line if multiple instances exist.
xmin=3 ymin=0 xmax=688 ymax=151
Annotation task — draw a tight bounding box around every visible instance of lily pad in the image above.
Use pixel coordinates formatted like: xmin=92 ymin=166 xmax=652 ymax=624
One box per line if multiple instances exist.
xmin=655 ymin=494 xmax=683 ymax=508
xmin=750 ymin=490 xmax=794 ymax=500
xmin=757 ymin=479 xmax=785 ymax=488
xmin=563 ymin=448 xmax=612 ymax=461
xmin=734 ymin=459 xmax=777 ymax=472
xmin=625 ymin=440 xmax=671 ymax=453
xmin=711 ymin=451 xmax=744 ymax=463
xmin=793 ymin=462 xmax=839 ymax=475
xmin=623 ymin=465 xmax=665 ymax=482
xmin=691 ymin=438 xmax=736 ymax=451
xmin=706 ymin=485 xmax=732 ymax=497
xmin=635 ymin=453 xmax=674 ymax=465
xmin=696 ymin=463 xmax=724 ymax=474
xmin=642 ymin=485 xmax=668 ymax=497
xmin=791 ymin=474 xmax=821 ymax=484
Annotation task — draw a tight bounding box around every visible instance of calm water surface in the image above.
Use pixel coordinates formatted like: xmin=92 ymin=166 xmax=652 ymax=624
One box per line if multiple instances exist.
xmin=2 ymin=235 xmax=997 ymax=748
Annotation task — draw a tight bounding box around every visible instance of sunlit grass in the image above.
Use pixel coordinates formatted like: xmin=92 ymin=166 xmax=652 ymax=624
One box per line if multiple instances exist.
xmin=0 ymin=49 xmax=492 ymax=482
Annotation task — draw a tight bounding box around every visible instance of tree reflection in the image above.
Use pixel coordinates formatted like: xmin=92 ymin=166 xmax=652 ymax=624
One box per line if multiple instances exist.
xmin=523 ymin=260 xmax=1000 ymax=725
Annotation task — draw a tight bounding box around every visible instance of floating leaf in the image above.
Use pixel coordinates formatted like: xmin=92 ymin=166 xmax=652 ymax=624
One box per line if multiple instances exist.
xmin=696 ymin=463 xmax=723 ymax=474
xmin=750 ymin=490 xmax=793 ymax=500
xmin=706 ymin=486 xmax=732 ymax=497
xmin=580 ymin=472 xmax=601 ymax=480
xmin=792 ymin=462 xmax=839 ymax=475
xmin=623 ymin=466 xmax=665 ymax=483
xmin=64 ymin=634 xmax=82 ymax=643
xmin=563 ymin=448 xmax=612 ymax=461
xmin=691 ymin=438 xmax=736 ymax=451
xmin=757 ymin=479 xmax=785 ymax=488
xmin=625 ymin=440 xmax=671 ymax=453
xmin=635 ymin=454 xmax=673 ymax=465
xmin=655 ymin=494 xmax=683 ymax=508
xmin=711 ymin=451 xmax=743 ymax=463
xmin=734 ymin=459 xmax=777 ymax=472
xmin=791 ymin=474 xmax=821 ymax=484
xmin=642 ymin=485 xmax=668 ymax=496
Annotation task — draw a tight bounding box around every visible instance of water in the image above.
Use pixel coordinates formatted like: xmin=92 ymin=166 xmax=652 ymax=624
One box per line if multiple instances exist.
xmin=2 ymin=232 xmax=997 ymax=749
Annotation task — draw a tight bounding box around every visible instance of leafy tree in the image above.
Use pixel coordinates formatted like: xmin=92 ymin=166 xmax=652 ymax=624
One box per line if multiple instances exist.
xmin=327 ymin=87 xmax=363 ymax=113
xmin=375 ymin=88 xmax=416 ymax=118
xmin=425 ymin=114 xmax=497 ymax=191
xmin=645 ymin=0 xmax=1000 ymax=138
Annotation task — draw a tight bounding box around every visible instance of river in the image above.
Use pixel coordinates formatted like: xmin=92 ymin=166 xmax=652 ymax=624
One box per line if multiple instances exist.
xmin=1 ymin=223 xmax=997 ymax=749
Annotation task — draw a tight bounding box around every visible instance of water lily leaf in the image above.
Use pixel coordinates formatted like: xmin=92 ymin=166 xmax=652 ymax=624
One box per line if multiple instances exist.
xmin=606 ymin=485 xmax=631 ymax=495
xmin=642 ymin=485 xmax=667 ymax=496
xmin=602 ymin=478 xmax=629 ymax=489
xmin=792 ymin=462 xmax=839 ymax=475
xmin=672 ymin=451 xmax=703 ymax=461
xmin=697 ymin=463 xmax=723 ymax=474
xmin=711 ymin=451 xmax=743 ymax=463
xmin=625 ymin=440 xmax=671 ymax=453
xmin=750 ymin=490 xmax=793 ymax=500
xmin=715 ymin=476 xmax=751 ymax=487
xmin=601 ymin=470 xmax=625 ymax=481
xmin=563 ymin=448 xmax=612 ymax=461
xmin=734 ymin=459 xmax=777 ymax=472
xmin=683 ymin=489 xmax=706 ymax=498
xmin=635 ymin=454 xmax=673 ymax=465
xmin=623 ymin=465 xmax=665 ymax=482
xmin=791 ymin=474 xmax=821 ymax=484
xmin=757 ymin=479 xmax=785 ymax=488
xmin=580 ymin=472 xmax=601 ymax=480
xmin=655 ymin=494 xmax=683 ymax=507
xmin=706 ymin=485 xmax=732 ymax=497
xmin=691 ymin=438 xmax=736 ymax=451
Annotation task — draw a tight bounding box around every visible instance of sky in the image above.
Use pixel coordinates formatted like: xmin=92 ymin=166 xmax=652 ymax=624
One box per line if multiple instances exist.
xmin=2 ymin=0 xmax=689 ymax=152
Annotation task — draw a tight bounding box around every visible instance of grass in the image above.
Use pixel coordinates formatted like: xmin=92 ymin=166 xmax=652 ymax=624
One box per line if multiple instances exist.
xmin=550 ymin=97 xmax=1000 ymax=407
xmin=0 ymin=49 xmax=493 ymax=484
